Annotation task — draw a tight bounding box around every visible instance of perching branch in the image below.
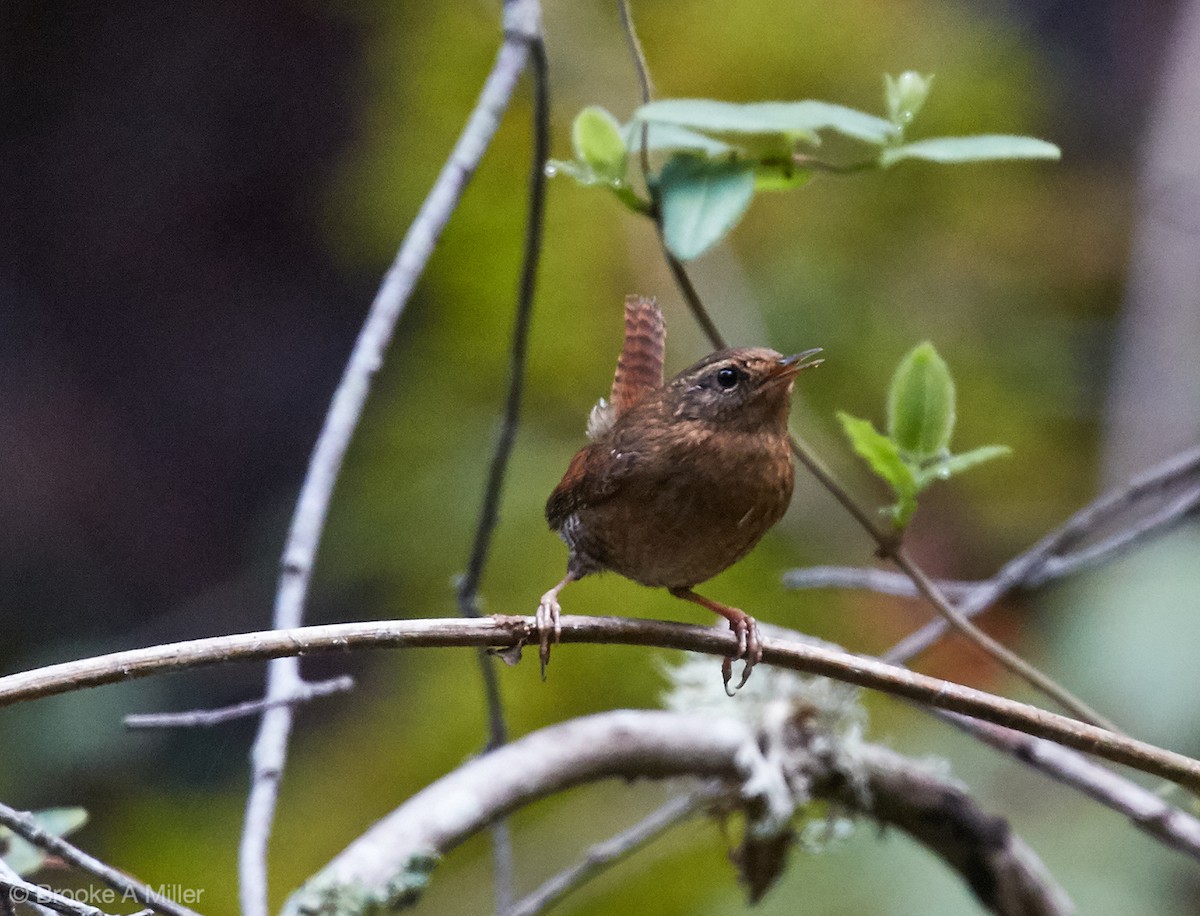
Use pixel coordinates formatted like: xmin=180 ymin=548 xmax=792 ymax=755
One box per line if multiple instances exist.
xmin=237 ymin=2 xmax=545 ymax=914
xmin=0 ymin=616 xmax=1197 ymax=793
xmin=0 ymin=801 xmax=201 ymax=916
xmin=282 ymin=710 xmax=1072 ymax=916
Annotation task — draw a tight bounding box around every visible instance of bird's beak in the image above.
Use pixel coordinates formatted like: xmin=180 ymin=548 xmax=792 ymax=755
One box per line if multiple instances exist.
xmin=773 ymin=347 xmax=824 ymax=379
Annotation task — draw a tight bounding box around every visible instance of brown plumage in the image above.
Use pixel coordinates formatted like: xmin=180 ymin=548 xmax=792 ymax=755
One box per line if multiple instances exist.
xmin=537 ymin=296 xmax=822 ymax=691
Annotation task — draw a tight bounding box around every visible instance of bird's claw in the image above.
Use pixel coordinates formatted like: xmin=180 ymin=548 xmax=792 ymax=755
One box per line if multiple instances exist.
xmin=721 ymin=615 xmax=763 ymax=697
xmin=535 ymin=592 xmax=562 ymax=680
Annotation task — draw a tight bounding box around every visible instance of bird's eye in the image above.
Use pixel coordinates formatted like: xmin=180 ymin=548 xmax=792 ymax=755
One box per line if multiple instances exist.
xmin=715 ymin=366 xmax=741 ymax=389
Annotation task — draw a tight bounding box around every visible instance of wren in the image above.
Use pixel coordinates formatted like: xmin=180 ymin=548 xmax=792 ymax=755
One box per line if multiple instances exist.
xmin=537 ymin=295 xmax=822 ymax=692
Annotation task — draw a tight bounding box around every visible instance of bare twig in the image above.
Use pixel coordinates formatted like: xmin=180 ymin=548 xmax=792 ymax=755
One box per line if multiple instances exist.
xmin=282 ymin=710 xmax=1071 ymax=916
xmin=454 ymin=19 xmax=549 ymax=914
xmin=617 ymin=0 xmax=728 ymax=350
xmin=883 ymin=444 xmax=1200 ymax=663
xmin=238 ymin=2 xmax=546 ymax=914
xmin=122 ymin=675 xmax=354 ymax=730
xmin=0 ymin=616 xmax=1197 ymax=792
xmin=891 ymin=546 xmax=1119 ymax=731
xmin=784 ymin=564 xmax=977 ymax=597
xmin=0 ymin=873 xmax=105 ymax=916
xmin=617 ymin=0 xmax=654 ymax=106
xmin=936 ymin=711 xmax=1200 ymax=860
xmin=775 ymin=622 xmax=1200 ymax=864
xmin=506 ymin=787 xmax=715 ymax=916
xmin=0 ymin=802 xmax=200 ymax=916
xmin=0 ymin=859 xmax=87 ymax=916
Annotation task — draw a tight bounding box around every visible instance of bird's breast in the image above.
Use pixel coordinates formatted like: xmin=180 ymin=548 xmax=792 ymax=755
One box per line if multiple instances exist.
xmin=576 ymin=426 xmax=794 ymax=588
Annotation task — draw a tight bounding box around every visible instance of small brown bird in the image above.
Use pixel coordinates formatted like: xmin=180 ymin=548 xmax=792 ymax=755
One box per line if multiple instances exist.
xmin=538 ymin=295 xmax=822 ymax=691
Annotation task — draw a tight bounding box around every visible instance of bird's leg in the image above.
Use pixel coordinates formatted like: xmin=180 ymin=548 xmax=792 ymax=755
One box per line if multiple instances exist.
xmin=536 ymin=574 xmax=574 ymax=680
xmin=668 ymin=587 xmax=763 ymax=695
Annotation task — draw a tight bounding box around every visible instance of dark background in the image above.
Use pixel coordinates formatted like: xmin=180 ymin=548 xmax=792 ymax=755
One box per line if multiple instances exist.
xmin=2 ymin=1 xmax=1197 ymax=913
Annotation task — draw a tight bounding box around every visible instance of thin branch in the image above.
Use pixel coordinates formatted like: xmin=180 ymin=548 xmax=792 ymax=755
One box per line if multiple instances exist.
xmin=0 ymin=616 xmax=1197 ymax=792
xmin=783 ymin=484 xmax=1200 ymax=668
xmin=454 ymin=22 xmax=549 ymax=915
xmin=659 ymin=246 xmax=728 ymax=349
xmin=0 ymin=858 xmax=82 ymax=916
xmin=617 ymin=0 xmax=654 ymax=104
xmin=617 ymin=0 xmax=728 ymax=350
xmin=935 ymin=710 xmax=1200 ymax=860
xmin=282 ymin=710 xmax=1071 ymax=916
xmin=236 ymin=3 xmax=545 ymax=914
xmin=122 ymin=675 xmax=354 ymax=730
xmin=783 ymin=564 xmax=977 ymax=597
xmin=772 ymin=621 xmax=1200 ymax=864
xmin=794 ymin=424 xmax=1119 ymax=729
xmin=891 ymin=545 xmax=1119 ymax=731
xmin=0 ymin=802 xmax=201 ymax=916
xmin=506 ymin=786 xmax=716 ymax=916
xmin=0 ymin=874 xmax=106 ymax=916
xmin=883 ymin=444 xmax=1200 ymax=663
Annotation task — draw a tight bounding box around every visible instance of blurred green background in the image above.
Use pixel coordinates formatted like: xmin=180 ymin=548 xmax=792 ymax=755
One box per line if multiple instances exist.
xmin=2 ymin=0 xmax=1198 ymax=913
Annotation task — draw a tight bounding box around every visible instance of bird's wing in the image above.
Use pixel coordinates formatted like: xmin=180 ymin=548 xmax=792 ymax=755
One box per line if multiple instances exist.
xmin=545 ymin=441 xmax=638 ymax=530
xmin=610 ymin=295 xmax=664 ymax=415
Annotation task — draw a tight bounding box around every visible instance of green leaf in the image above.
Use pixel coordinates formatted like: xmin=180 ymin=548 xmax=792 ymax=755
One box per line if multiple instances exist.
xmin=572 ymin=106 xmax=627 ymax=181
xmin=884 ymin=72 xmax=933 ymax=131
xmin=915 ymin=445 xmax=1011 ymax=488
xmin=837 ymin=412 xmax=916 ymax=496
xmin=659 ymin=155 xmax=756 ymax=260
xmin=623 ymin=121 xmax=735 ymax=157
xmin=1 ymin=808 xmax=88 ymax=876
xmin=635 ymin=99 xmax=897 ymax=146
xmin=880 ymin=135 xmax=1061 ymax=168
xmin=887 ymin=342 xmax=956 ymax=460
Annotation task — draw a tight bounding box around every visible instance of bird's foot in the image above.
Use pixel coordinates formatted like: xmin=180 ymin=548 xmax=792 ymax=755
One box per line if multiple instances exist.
xmin=721 ymin=614 xmax=763 ymax=697
xmin=535 ymin=590 xmax=563 ymax=680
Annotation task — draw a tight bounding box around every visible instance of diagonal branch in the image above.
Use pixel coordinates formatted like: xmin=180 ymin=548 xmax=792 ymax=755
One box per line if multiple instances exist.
xmin=506 ymin=787 xmax=717 ymax=916
xmin=0 ymin=801 xmax=200 ymax=916
xmin=783 ymin=445 xmax=1200 ymax=666
xmin=884 ymin=443 xmax=1200 ymax=663
xmin=0 ymin=871 xmax=102 ymax=916
xmin=934 ymin=710 xmax=1200 ymax=858
xmin=0 ymin=616 xmax=1197 ymax=792
xmin=238 ymin=2 xmax=545 ymax=914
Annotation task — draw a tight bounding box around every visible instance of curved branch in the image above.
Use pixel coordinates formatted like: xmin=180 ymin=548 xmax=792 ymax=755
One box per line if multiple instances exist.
xmin=281 ymin=711 xmax=1071 ymax=916
xmin=1 ymin=615 xmax=1198 ymax=792
xmin=237 ymin=2 xmax=545 ymax=913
